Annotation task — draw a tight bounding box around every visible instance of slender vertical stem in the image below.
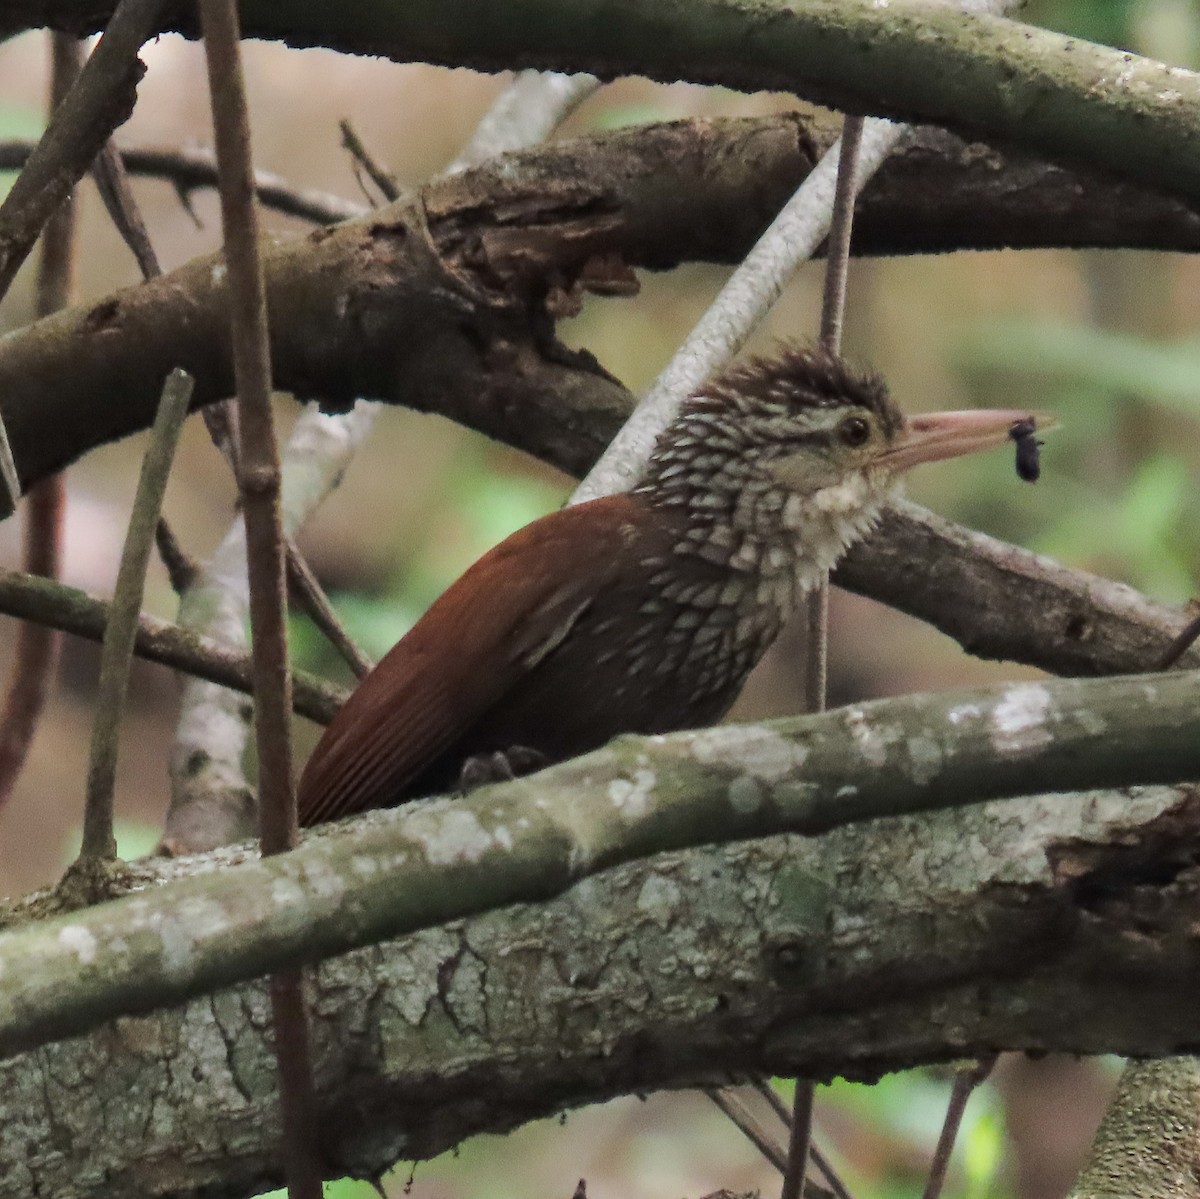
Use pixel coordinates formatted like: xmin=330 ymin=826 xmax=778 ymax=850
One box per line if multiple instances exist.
xmin=80 ymin=368 xmax=194 ymax=859
xmin=786 ymin=112 xmax=867 ymax=1199
xmin=198 ymin=2 xmax=322 ymax=1197
xmin=922 ymin=1057 xmax=997 ymax=1199
xmin=0 ymin=33 xmax=82 ymax=812
xmin=780 ymin=1076 xmax=816 ymax=1199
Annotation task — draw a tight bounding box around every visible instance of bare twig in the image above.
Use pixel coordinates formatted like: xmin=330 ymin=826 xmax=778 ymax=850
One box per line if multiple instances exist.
xmin=0 ymin=139 xmax=364 ymax=224
xmin=198 ymin=3 xmax=321 ymax=1196
xmin=0 ymin=567 xmax=344 ymax=723
xmin=1156 ymin=610 xmax=1200 ymax=670
xmin=338 ymin=118 xmax=401 ymax=203
xmin=780 ymin=1075 xmax=816 ymax=1199
xmin=79 ymin=369 xmax=193 ymax=861
xmin=786 ymin=112 xmax=867 ymax=1199
xmin=0 ymin=33 xmax=82 ymax=814
xmin=921 ymin=1057 xmax=997 ymax=1199
xmin=91 ymin=137 xmax=162 ymax=277
xmin=0 ymin=0 xmax=164 ymax=300
xmin=154 ymin=517 xmax=199 ymax=593
xmin=751 ymin=1081 xmax=855 ymax=1199
xmin=705 ymin=1087 xmax=787 ymax=1171
xmin=285 ymin=544 xmax=372 ymax=679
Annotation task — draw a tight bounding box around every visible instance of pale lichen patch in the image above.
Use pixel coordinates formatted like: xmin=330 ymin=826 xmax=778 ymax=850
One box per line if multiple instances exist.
xmin=843 ymin=707 xmax=898 ymax=767
xmin=418 ymin=807 xmax=497 ymax=865
xmin=690 ymin=725 xmax=808 ymax=780
xmin=608 ymin=769 xmax=657 ymax=818
xmin=907 ymin=735 xmax=943 ymax=785
xmin=637 ymin=875 xmax=681 ymax=926
xmin=991 ymin=684 xmax=1053 ymax=754
xmin=58 ymin=925 xmax=98 ymax=966
xmin=728 ymin=775 xmax=764 ymax=814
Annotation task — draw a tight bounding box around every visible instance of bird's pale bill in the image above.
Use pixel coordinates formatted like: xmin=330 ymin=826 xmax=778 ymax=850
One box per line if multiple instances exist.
xmin=879 ymin=409 xmax=1057 ymax=474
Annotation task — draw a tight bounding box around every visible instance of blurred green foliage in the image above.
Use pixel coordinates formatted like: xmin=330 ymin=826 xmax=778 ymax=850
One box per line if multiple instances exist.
xmin=0 ymin=103 xmax=43 ymax=202
xmin=954 ymin=319 xmax=1200 ymax=603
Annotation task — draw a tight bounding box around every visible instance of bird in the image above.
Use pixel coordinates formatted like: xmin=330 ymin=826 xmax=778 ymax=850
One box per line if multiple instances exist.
xmin=298 ymin=344 xmax=1038 ymax=826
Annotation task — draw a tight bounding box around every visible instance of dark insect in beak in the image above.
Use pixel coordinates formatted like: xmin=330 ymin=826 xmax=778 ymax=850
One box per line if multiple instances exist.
xmin=1009 ymin=418 xmax=1043 ymax=483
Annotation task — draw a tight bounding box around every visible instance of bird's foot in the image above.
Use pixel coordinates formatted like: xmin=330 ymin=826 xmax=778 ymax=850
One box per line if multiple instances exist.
xmin=458 ymin=746 xmax=548 ymax=794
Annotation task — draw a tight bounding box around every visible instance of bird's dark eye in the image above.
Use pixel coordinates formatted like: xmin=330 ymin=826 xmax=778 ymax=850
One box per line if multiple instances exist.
xmin=839 ymin=416 xmax=870 ymax=447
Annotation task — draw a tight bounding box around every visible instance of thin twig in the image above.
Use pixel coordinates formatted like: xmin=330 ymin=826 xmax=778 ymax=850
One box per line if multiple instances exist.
xmin=0 ymin=32 xmax=82 ymax=814
xmin=0 ymin=139 xmax=364 ymax=224
xmin=705 ymin=1087 xmax=787 ymax=1171
xmin=752 ymin=1080 xmax=856 ymax=1199
xmin=921 ymin=1057 xmax=997 ymax=1199
xmin=1156 ymin=610 xmax=1200 ymax=670
xmin=338 ymin=118 xmax=401 ymax=204
xmin=155 ymin=518 xmax=200 ymax=594
xmin=91 ymin=117 xmax=372 ymax=683
xmin=0 ymin=566 xmax=345 ymax=722
xmin=92 ymin=138 xmax=162 ymax=277
xmin=79 ymin=369 xmax=194 ymax=860
xmin=285 ymin=542 xmax=372 ymax=678
xmin=780 ymin=1073 xmax=816 ymax=1199
xmin=198 ymin=3 xmax=322 ymax=1197
xmin=786 ymin=111 xmax=867 ymax=1199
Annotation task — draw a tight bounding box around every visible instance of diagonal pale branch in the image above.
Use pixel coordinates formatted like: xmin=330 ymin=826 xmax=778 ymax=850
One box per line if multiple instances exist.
xmin=3 ymin=665 xmax=1200 ymax=1059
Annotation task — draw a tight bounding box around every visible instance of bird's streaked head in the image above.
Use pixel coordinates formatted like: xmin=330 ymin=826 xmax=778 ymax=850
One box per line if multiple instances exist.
xmin=638 ymin=344 xmax=1048 ymax=575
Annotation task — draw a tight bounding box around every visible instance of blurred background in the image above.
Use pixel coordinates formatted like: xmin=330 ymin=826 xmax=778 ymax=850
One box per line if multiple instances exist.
xmin=0 ymin=0 xmax=1197 ymax=1195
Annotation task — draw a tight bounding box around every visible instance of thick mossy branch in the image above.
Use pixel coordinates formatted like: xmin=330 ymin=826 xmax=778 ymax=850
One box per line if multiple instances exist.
xmin=13 ymin=0 xmax=1200 ymax=201
xmin=3 ymin=779 xmax=1200 ymax=1199
xmin=4 ymin=668 xmax=1200 ymax=1060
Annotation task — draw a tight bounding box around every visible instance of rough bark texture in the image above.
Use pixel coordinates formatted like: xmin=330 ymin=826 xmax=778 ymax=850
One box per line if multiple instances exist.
xmin=1068 ymin=1058 xmax=1200 ymax=1199
xmin=3 ymin=781 xmax=1199 ymax=1199
xmin=5 ymin=114 xmax=1200 ymax=493
xmin=5 ymin=668 xmax=1200 ymax=1061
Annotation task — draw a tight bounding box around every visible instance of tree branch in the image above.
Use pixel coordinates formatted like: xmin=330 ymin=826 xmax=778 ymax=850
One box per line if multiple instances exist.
xmin=0 ymin=567 xmax=347 ymax=723
xmin=2 ymin=774 xmax=1198 ymax=1199
xmin=4 ymin=666 xmax=1200 ymax=1060
xmin=13 ymin=0 xmax=1200 ymax=201
xmin=1067 ymin=1059 xmax=1200 ymax=1199
xmin=4 ymin=112 xmax=1200 ymax=493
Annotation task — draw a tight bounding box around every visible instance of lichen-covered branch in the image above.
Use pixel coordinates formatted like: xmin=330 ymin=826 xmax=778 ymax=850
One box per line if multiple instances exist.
xmin=2 ymin=777 xmax=1198 ymax=1199
xmin=13 ymin=0 xmax=1200 ymax=202
xmin=4 ymin=667 xmax=1200 ymax=1060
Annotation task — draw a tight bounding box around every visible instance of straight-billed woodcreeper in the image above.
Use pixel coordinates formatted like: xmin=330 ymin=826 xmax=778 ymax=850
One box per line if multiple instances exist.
xmin=299 ymin=345 xmax=1038 ymax=826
